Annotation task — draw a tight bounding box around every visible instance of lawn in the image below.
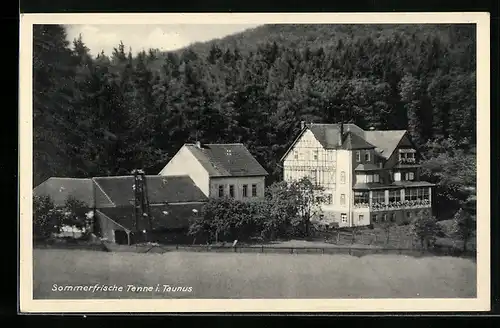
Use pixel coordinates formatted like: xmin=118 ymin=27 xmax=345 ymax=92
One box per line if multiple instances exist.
xmin=33 ymin=248 xmax=476 ymax=299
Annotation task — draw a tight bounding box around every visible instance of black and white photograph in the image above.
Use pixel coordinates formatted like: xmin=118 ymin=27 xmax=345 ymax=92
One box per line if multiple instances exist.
xmin=19 ymin=13 xmax=490 ymax=313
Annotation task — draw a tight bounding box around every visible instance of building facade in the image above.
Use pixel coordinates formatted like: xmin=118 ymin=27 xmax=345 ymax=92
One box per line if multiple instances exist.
xmin=281 ymin=122 xmax=434 ymax=228
xmin=159 ymin=142 xmax=268 ymax=200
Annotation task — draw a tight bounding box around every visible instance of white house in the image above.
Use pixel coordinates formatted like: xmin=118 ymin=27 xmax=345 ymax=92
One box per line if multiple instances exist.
xmin=159 ymin=142 xmax=268 ymax=200
xmin=281 ymin=122 xmax=434 ymax=228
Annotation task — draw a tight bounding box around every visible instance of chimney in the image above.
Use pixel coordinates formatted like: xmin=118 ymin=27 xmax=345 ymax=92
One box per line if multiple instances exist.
xmin=195 ymin=141 xmax=201 ymax=149
xmin=300 ymin=121 xmax=306 ymax=130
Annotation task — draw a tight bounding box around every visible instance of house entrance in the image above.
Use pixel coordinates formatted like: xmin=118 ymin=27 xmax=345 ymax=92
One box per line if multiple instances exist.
xmin=114 ymin=230 xmax=129 ymax=245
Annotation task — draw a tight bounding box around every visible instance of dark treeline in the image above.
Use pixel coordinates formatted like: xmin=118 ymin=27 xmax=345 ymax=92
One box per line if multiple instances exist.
xmin=33 ymin=24 xmax=476 ymax=218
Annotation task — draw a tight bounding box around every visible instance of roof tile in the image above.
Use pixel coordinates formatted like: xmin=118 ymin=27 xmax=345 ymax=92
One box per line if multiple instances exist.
xmin=186 ymin=143 xmax=268 ymax=177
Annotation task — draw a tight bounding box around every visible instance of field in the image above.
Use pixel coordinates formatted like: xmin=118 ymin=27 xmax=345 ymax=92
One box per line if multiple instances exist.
xmin=33 ymin=248 xmax=476 ymax=299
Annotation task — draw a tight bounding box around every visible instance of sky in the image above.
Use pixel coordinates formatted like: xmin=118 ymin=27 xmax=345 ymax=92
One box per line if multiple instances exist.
xmin=65 ymin=24 xmax=261 ymax=56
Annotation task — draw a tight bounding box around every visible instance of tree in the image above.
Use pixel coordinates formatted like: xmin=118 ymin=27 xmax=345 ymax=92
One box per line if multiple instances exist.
xmin=189 ymin=198 xmax=263 ymax=243
xmin=33 ymin=195 xmax=64 ymax=241
xmin=264 ymin=181 xmax=298 ymax=240
xmin=379 ymin=216 xmax=395 ymax=245
xmin=289 ymin=177 xmax=325 ymax=237
xmin=409 ymin=210 xmax=440 ymax=249
xmin=33 ymin=24 xmax=77 ymax=185
xmin=63 ymin=196 xmax=91 ymax=234
xmin=451 ymin=207 xmax=476 ymax=252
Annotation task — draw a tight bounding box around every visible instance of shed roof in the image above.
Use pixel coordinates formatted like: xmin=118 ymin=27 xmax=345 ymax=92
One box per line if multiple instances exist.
xmin=97 ymin=202 xmax=204 ymax=231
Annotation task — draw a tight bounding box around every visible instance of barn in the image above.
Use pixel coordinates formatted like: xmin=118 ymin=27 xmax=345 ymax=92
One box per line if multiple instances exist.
xmin=34 ymin=175 xmax=208 ymax=245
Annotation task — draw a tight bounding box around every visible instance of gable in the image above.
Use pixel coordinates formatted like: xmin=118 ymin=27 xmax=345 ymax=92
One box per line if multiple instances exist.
xmin=282 ymin=129 xmax=325 ymax=163
xmin=364 ymin=130 xmax=407 ymax=159
xmin=342 ymin=131 xmax=376 ymax=150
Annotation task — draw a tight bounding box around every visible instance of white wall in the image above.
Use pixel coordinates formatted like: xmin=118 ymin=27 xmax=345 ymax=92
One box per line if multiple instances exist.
xmin=283 ymin=129 xmax=337 ymax=195
xmin=158 ymin=146 xmax=211 ymax=197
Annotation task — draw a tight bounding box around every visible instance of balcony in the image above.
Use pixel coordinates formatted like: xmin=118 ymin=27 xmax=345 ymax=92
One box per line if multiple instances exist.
xmin=370 ymin=199 xmax=431 ymax=211
xmin=353 ymin=202 xmax=370 ymax=209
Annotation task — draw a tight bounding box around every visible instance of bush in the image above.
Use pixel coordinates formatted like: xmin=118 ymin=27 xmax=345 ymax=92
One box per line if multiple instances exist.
xmin=33 ymin=195 xmax=64 ymax=241
xmin=63 ymin=196 xmax=92 ymax=234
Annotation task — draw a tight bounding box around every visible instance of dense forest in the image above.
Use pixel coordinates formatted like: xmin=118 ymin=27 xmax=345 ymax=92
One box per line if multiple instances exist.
xmin=33 ymin=24 xmax=477 ymax=219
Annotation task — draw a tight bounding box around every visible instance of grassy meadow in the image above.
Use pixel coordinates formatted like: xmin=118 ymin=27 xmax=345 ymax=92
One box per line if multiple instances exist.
xmin=33 ymin=248 xmax=476 ymax=299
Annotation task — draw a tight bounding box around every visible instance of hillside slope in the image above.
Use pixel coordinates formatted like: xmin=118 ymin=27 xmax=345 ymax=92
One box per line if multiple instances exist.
xmin=165 ymin=23 xmax=474 ymax=59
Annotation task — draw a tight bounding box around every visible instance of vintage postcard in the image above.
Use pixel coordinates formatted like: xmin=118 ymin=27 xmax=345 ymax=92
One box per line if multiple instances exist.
xmin=19 ymin=12 xmax=490 ymax=313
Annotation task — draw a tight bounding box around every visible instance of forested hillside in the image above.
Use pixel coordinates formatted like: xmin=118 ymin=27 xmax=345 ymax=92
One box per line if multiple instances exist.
xmin=32 ymin=24 xmax=476 ymax=218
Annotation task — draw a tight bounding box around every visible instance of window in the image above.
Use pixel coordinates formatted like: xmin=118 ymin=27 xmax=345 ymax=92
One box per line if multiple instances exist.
xmin=354 ymin=191 xmax=369 ymax=204
xmin=390 ymin=213 xmax=396 ymax=222
xmin=422 ymin=188 xmax=430 ymax=201
xmin=406 ymin=211 xmax=412 ymax=219
xmin=341 ymin=213 xmax=347 ymax=223
xmin=366 ymin=174 xmax=373 ymax=183
xmin=340 ymin=171 xmax=346 ymax=184
xmin=242 ymin=184 xmax=248 ymax=197
xmin=340 ymin=194 xmax=346 ymax=205
xmin=405 ymin=172 xmax=415 ymax=181
xmin=356 ymin=173 xmax=366 ymax=184
xmin=372 ymin=215 xmax=378 ymax=223
xmin=294 ymin=152 xmax=298 ymax=160
xmin=310 ymin=169 xmax=317 ymax=185
xmin=313 ymin=150 xmax=318 ymax=160
xmin=389 ymin=190 xmax=401 ymax=203
xmin=407 ymin=188 xmax=418 ymax=201
xmin=356 ymin=151 xmax=361 ymax=162
xmin=373 ymin=174 xmax=380 ymax=183
xmin=359 ymin=215 xmax=364 ymax=222
xmin=383 ymin=214 xmax=388 ymax=222
xmin=394 ymin=172 xmax=401 ymax=182
xmin=365 ymin=151 xmax=371 ymax=162
xmin=373 ymin=190 xmax=385 ymax=204
xmin=229 ymin=185 xmax=235 ymax=198
xmin=218 ymin=185 xmax=224 ymax=197
xmin=252 ymin=184 xmax=257 ymax=197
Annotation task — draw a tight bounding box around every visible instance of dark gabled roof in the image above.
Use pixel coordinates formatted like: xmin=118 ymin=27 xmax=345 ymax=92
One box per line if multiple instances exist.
xmin=364 ymin=130 xmax=407 ymax=159
xmin=185 ymin=143 xmax=268 ymax=177
xmin=342 ymin=131 xmax=376 ymax=150
xmin=92 ymin=175 xmax=208 ymax=207
xmin=33 ymin=178 xmax=95 ymax=207
xmin=96 ymin=202 xmax=204 ymax=231
xmin=283 ymin=122 xmax=407 ymax=158
xmin=354 ymin=163 xmax=381 ymax=171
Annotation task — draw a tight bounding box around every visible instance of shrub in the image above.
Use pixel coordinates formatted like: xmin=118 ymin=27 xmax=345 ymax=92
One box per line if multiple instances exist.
xmin=33 ymin=195 xmax=63 ymax=241
xmin=409 ymin=212 xmax=441 ymax=249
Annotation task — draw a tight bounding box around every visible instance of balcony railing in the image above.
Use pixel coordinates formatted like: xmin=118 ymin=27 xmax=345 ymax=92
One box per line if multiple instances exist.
xmin=353 ymin=202 xmax=369 ymax=209
xmin=370 ymin=199 xmax=431 ymax=211
xmin=398 ymin=158 xmax=418 ymax=165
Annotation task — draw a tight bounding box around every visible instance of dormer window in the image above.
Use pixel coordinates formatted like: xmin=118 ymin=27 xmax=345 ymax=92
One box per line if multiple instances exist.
xmin=356 ymin=151 xmax=361 ymax=162
xmin=364 ymin=151 xmax=370 ymax=162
